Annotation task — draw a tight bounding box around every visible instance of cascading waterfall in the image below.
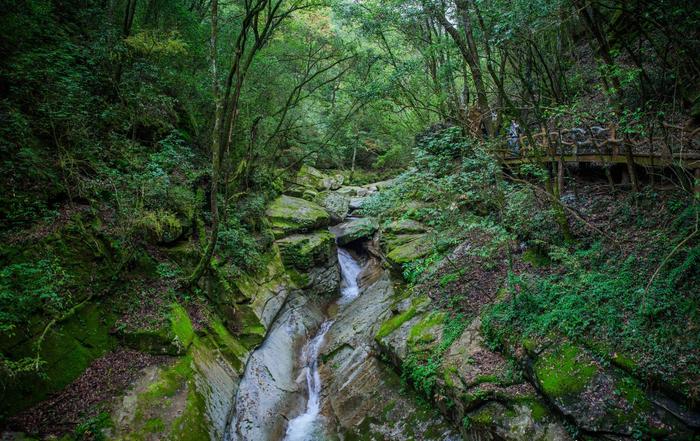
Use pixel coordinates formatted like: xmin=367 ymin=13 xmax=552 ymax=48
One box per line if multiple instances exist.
xmin=337 ymin=248 xmax=362 ymax=304
xmin=283 ymin=246 xmax=362 ymax=441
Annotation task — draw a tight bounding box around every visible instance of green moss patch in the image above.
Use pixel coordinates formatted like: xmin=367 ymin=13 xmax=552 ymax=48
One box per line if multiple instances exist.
xmin=534 ymin=343 xmax=597 ymax=397
xmin=276 ymin=230 xmax=335 ymax=270
xmin=376 ymin=296 xmax=429 ymax=340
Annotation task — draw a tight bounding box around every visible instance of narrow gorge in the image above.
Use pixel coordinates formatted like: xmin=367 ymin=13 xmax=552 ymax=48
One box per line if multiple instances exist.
xmin=2 ymin=0 xmax=699 ymax=439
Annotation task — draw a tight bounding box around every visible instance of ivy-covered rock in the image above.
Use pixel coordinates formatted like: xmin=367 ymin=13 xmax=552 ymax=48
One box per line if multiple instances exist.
xmin=276 ymin=230 xmax=336 ymax=271
xmin=331 ymin=217 xmax=378 ymax=245
xmin=265 ymin=195 xmax=330 ymax=238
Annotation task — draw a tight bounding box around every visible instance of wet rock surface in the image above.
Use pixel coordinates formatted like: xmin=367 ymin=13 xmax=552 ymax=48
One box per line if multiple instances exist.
xmin=319 ymin=261 xmax=461 ymax=440
xmin=226 ymin=293 xmax=326 ymax=441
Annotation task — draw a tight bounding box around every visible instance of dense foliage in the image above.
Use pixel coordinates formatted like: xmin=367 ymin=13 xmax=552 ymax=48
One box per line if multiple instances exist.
xmin=1 ymin=0 xmax=699 ymax=435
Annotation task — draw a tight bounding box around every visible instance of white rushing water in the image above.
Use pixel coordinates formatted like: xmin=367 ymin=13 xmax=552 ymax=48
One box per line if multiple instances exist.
xmin=283 ymin=247 xmax=361 ymax=441
xmin=337 ymin=247 xmax=362 ymax=305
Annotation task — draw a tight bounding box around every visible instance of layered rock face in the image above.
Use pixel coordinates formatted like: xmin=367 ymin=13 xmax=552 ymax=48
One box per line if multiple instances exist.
xmin=372 ymin=224 xmax=700 ymax=440
xmin=375 ymin=293 xmax=572 ymax=441
xmin=318 ymin=262 xmax=461 ymax=440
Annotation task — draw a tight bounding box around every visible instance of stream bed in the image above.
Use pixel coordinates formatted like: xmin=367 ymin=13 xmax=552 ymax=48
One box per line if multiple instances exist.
xmin=226 ymin=235 xmax=458 ymax=441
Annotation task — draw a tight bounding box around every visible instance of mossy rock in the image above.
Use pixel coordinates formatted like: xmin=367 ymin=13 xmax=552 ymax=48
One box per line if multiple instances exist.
xmin=265 ymin=195 xmax=330 ymax=238
xmin=119 ymin=304 xmax=194 ymax=356
xmin=111 ymin=355 xmax=210 ymax=441
xmin=137 ymin=210 xmax=184 ymax=244
xmin=530 ymin=341 xmax=692 ymax=437
xmin=407 ymin=311 xmax=445 ymax=353
xmin=331 ymin=217 xmax=378 ymax=246
xmin=276 ymin=230 xmax=335 ymax=271
xmin=383 ymin=219 xmax=427 ymax=235
xmin=534 ymin=343 xmax=597 ymax=398
xmin=314 ymin=191 xmax=350 ymax=223
xmin=386 ymin=234 xmax=432 ymax=265
xmin=0 ymin=302 xmax=117 ymax=419
xmin=294 ymin=164 xmax=328 ymax=191
xmin=205 ymin=317 xmax=249 ymax=373
xmin=382 ymin=233 xmax=424 ymax=253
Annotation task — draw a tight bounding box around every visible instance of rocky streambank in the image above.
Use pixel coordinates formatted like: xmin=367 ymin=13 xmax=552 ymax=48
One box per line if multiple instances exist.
xmin=225 ymin=165 xmax=458 ymax=440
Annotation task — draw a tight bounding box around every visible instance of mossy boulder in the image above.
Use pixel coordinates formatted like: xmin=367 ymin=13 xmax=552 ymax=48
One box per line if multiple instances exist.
xmin=110 ymin=354 xmax=210 ymax=441
xmin=276 ymin=230 xmax=336 ymax=271
xmin=137 ymin=209 xmax=185 ymax=244
xmin=384 ymin=219 xmax=427 ymax=235
xmin=288 ymin=165 xmax=344 ymax=195
xmin=385 ymin=234 xmax=432 ymax=265
xmin=314 ymin=191 xmax=350 ymax=224
xmin=265 ymin=195 xmax=330 ymax=238
xmin=529 ymin=341 xmax=694 ymax=437
xmin=331 ymin=217 xmax=378 ymax=246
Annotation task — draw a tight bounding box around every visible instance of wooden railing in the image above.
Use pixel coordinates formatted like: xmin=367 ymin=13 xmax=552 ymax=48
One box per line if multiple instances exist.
xmin=494 ymin=123 xmax=700 ymax=168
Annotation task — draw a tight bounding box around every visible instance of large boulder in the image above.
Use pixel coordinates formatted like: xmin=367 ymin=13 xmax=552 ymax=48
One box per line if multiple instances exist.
xmin=276 ymin=230 xmax=336 ymax=271
xmin=383 ymin=219 xmax=427 ymax=235
xmin=385 ymin=234 xmax=432 ymax=265
xmin=314 ymin=191 xmax=350 ymax=224
xmin=524 ymin=340 xmax=698 ymax=438
xmin=289 ymin=165 xmax=344 ymax=195
xmin=330 ymin=217 xmax=378 ymax=246
xmin=375 ymin=295 xmax=571 ymax=441
xmin=266 ymin=195 xmax=330 ymax=238
xmin=336 ymin=186 xmax=366 ymax=197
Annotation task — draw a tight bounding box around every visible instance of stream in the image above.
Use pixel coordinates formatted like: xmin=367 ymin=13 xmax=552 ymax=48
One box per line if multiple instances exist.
xmin=283 ymin=247 xmax=362 ymax=440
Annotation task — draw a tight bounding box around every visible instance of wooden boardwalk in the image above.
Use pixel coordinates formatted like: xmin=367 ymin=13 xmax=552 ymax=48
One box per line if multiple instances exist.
xmin=496 ymin=124 xmax=700 ymax=169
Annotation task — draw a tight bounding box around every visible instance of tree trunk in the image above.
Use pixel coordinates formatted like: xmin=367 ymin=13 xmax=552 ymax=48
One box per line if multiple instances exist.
xmin=429 ymin=0 xmax=491 ymax=136
xmin=188 ymin=0 xmax=221 ymax=285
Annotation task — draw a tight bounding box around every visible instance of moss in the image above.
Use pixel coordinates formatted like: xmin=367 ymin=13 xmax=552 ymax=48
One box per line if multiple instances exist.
xmin=443 ymin=365 xmax=458 ymax=388
xmin=143 ymin=417 xmax=165 ymax=433
xmin=170 ymin=303 xmax=194 ymax=350
xmin=616 ymin=377 xmax=651 ymax=413
xmin=0 ymin=302 xmax=117 ymax=417
xmin=534 ymin=343 xmax=597 ymax=397
xmin=141 ymin=356 xmax=193 ymax=404
xmin=521 ymin=337 xmax=538 ymax=354
xmin=408 ymin=311 xmax=445 ymax=349
xmin=265 ymin=195 xmax=330 ymax=238
xmin=333 ymin=217 xmax=379 ymax=246
xmin=276 ymin=231 xmax=334 ymax=270
xmin=169 ymin=380 xmax=210 ymax=441
xmin=522 ymin=248 xmax=550 ymax=267
xmin=285 ymin=267 xmax=310 ymax=288
xmin=385 ymin=235 xmax=432 ymax=265
xmin=137 ymin=209 xmax=183 ymax=244
xmin=469 ymin=407 xmax=495 ymax=425
xmin=375 ymin=296 xmax=429 ymax=340
xmin=119 ymin=353 xmax=209 ymax=441
xmin=611 ymin=352 xmax=637 ymax=371
xmin=208 ymin=317 xmax=248 ymax=372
